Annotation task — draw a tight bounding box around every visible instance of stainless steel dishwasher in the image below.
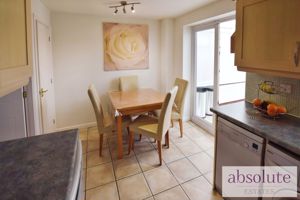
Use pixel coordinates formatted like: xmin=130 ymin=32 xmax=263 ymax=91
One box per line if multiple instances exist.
xmin=215 ymin=117 xmax=264 ymax=200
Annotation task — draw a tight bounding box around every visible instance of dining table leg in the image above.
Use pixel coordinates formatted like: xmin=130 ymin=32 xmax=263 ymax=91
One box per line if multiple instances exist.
xmin=117 ymin=115 xmax=123 ymax=159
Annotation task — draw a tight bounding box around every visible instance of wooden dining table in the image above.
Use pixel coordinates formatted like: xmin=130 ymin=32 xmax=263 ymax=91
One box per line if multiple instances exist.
xmin=108 ymin=88 xmax=165 ymax=159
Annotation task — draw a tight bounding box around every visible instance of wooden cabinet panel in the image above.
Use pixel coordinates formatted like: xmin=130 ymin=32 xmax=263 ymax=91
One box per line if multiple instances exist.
xmin=235 ymin=0 xmax=300 ymax=78
xmin=0 ymin=0 xmax=28 ymax=68
xmin=0 ymin=0 xmax=32 ymax=97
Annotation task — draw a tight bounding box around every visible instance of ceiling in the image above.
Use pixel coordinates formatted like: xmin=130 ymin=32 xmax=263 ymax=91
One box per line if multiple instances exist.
xmin=42 ymin=0 xmax=219 ymax=19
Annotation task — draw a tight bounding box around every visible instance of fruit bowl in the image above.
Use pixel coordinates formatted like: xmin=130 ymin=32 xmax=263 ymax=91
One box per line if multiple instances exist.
xmin=252 ymin=98 xmax=287 ymax=119
xmin=253 ymin=106 xmax=284 ymax=119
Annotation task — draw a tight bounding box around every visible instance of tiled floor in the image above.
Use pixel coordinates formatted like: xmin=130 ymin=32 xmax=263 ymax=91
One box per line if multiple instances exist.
xmin=80 ymin=121 xmax=222 ymax=200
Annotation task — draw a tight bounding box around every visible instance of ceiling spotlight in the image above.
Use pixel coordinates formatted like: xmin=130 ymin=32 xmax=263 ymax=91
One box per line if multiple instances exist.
xmin=131 ymin=5 xmax=135 ymax=13
xmin=114 ymin=8 xmax=118 ymax=14
xmin=109 ymin=1 xmax=140 ymax=15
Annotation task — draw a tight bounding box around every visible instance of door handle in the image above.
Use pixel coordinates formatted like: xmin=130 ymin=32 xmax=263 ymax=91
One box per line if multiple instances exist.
xmin=39 ymin=88 xmax=48 ymax=97
xmin=294 ymin=41 xmax=300 ymax=67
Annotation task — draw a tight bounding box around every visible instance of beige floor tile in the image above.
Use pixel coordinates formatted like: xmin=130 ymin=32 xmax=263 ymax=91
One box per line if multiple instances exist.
xmin=182 ymin=176 xmax=222 ymax=200
xmin=114 ymin=156 xmax=141 ymax=180
xmin=86 ymin=182 xmax=119 ymax=200
xmin=136 ymin=150 xmax=164 ymax=172
xmin=82 ymin=140 xmax=87 ymax=154
xmin=133 ymin=141 xmax=155 ymax=155
xmin=117 ymin=173 xmax=152 ymax=200
xmin=144 ymin=166 xmax=178 ymax=195
xmin=193 ymin=135 xmax=214 ymax=151
xmin=188 ymin=152 xmax=214 ymax=174
xmin=110 ymin=145 xmax=133 ymax=160
xmin=80 ymin=130 xmax=88 ymax=141
xmin=87 ymin=139 xmax=100 ymax=152
xmin=161 ymin=142 xmax=185 ymax=163
xmin=88 ymin=130 xmax=100 ymax=140
xmin=87 ymin=148 xmax=111 ymax=167
xmin=167 ymin=158 xmax=201 ymax=184
xmin=174 ymin=139 xmax=202 ymax=156
xmin=144 ymin=197 xmax=154 ymax=200
xmin=185 ymin=127 xmax=207 ymax=140
xmin=88 ymin=126 xmax=98 ymax=133
xmin=86 ymin=162 xmax=115 ymax=189
xmin=206 ymin=148 xmax=215 ymax=158
xmin=170 ymin=135 xmax=190 ymax=144
xmin=83 ymin=154 xmax=87 ymax=169
xmin=154 ymin=186 xmax=189 ymax=200
xmin=204 ymin=171 xmax=214 ymax=185
xmin=88 ymin=137 xmax=109 ymax=151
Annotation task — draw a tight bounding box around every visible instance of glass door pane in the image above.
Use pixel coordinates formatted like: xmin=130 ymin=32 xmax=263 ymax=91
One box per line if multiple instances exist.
xmin=219 ymin=20 xmax=246 ymax=104
xmin=194 ymin=28 xmax=215 ymax=125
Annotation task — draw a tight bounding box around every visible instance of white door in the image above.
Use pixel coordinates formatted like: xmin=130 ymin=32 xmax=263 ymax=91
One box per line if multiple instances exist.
xmin=36 ymin=22 xmax=56 ymax=133
xmin=192 ymin=18 xmax=245 ymax=134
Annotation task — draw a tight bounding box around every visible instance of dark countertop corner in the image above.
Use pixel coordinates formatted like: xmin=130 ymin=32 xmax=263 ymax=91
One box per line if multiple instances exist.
xmin=0 ymin=129 xmax=79 ymax=200
xmin=211 ymin=101 xmax=300 ymax=156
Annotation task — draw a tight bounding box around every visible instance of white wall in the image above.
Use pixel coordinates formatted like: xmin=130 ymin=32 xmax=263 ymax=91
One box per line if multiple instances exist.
xmin=160 ymin=19 xmax=174 ymax=92
xmin=51 ymin=12 xmax=161 ymax=129
xmin=173 ymin=0 xmax=236 ymax=121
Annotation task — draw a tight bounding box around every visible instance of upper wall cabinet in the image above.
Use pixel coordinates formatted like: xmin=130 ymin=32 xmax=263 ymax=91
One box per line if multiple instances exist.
xmin=234 ymin=0 xmax=300 ymax=79
xmin=0 ymin=0 xmax=32 ymax=97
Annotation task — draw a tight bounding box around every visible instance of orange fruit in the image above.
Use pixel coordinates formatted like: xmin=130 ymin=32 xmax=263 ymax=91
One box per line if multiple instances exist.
xmin=277 ymin=106 xmax=287 ymax=114
xmin=267 ymin=104 xmax=278 ymax=116
xmin=252 ymin=98 xmax=262 ymax=107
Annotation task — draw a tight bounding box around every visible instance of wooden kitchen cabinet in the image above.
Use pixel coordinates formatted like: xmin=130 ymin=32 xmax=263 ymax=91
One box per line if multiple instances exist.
xmin=234 ymin=0 xmax=300 ymax=79
xmin=0 ymin=0 xmax=32 ymax=97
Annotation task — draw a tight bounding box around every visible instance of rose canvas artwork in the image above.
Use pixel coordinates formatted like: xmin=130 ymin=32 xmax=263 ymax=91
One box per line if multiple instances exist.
xmin=103 ymin=23 xmax=149 ymax=71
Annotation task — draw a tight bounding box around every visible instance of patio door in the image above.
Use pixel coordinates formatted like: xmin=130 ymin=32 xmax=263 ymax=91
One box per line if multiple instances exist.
xmin=192 ymin=18 xmax=245 ymax=134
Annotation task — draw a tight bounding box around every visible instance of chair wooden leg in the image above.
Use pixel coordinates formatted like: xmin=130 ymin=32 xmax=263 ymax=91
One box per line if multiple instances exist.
xmin=164 ymin=131 xmax=170 ymax=148
xmin=139 ymin=134 xmax=142 ymax=141
xmin=157 ymin=140 xmax=162 ymax=166
xmin=179 ymin=119 xmax=183 ymax=137
xmin=99 ymin=134 xmax=103 ymax=157
xmin=127 ymin=126 xmax=130 ymax=135
xmin=128 ymin=131 xmax=133 ymax=155
xmin=131 ymin=132 xmax=135 ymax=150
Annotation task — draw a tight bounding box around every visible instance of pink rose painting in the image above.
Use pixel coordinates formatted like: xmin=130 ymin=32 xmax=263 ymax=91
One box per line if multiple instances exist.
xmin=103 ymin=23 xmax=149 ymax=71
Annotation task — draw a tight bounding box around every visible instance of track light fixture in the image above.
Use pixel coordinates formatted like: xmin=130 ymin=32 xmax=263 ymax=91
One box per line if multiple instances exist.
xmin=109 ymin=1 xmax=140 ymax=15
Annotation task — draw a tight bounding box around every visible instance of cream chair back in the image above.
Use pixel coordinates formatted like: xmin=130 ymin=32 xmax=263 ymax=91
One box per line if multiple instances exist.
xmin=119 ymin=75 xmax=138 ymax=91
xmin=174 ymin=78 xmax=188 ymax=114
xmin=157 ymin=86 xmax=178 ymax=138
xmin=88 ymin=84 xmax=105 ymax=131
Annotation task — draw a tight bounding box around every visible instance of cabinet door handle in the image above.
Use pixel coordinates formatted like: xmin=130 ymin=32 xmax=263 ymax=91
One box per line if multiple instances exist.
xmin=294 ymin=41 xmax=300 ymax=67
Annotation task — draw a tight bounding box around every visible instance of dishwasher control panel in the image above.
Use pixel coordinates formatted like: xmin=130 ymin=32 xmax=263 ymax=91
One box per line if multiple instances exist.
xmin=217 ymin=118 xmax=264 ymax=156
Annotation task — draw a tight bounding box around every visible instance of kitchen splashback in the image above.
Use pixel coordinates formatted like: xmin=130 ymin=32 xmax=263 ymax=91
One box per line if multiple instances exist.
xmin=245 ymin=73 xmax=300 ymax=118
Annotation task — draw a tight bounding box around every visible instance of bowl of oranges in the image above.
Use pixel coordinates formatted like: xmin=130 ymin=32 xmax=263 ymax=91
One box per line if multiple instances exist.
xmin=252 ymin=98 xmax=287 ymax=118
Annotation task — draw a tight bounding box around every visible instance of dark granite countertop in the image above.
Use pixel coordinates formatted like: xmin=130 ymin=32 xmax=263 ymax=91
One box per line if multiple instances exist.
xmin=0 ymin=129 xmax=79 ymax=200
xmin=211 ymin=101 xmax=300 ymax=156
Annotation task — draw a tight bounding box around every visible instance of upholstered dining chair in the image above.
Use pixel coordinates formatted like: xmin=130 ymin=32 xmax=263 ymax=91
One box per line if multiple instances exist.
xmin=127 ymin=86 xmax=178 ymax=165
xmin=119 ymin=75 xmax=138 ymax=91
xmin=155 ymin=78 xmax=188 ymax=137
xmin=172 ymin=78 xmax=188 ymax=137
xmin=88 ymin=84 xmax=130 ymax=156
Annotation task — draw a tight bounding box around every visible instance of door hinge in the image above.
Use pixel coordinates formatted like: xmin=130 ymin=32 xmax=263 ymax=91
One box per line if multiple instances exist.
xmin=53 ymin=119 xmax=56 ymax=124
xmin=49 ymin=36 xmax=51 ymax=42
xmin=23 ymin=91 xmax=27 ymax=98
